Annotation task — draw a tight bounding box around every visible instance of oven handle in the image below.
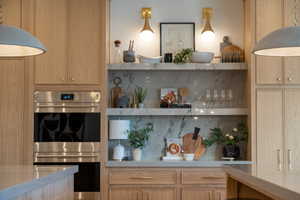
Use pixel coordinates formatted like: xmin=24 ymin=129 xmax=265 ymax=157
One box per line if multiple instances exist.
xmin=36 ymin=154 xmax=99 ymax=158
xmin=36 ymin=105 xmax=99 ymax=108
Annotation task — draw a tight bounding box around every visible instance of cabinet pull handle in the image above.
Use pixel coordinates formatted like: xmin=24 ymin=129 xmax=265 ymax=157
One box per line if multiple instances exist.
xmin=208 ymin=192 xmax=212 ymax=200
xmin=130 ymin=177 xmax=153 ymax=180
xmin=277 ymin=149 xmax=282 ymax=171
xmin=288 ymin=149 xmax=293 ymax=171
xmin=202 ymin=176 xmax=224 ymax=179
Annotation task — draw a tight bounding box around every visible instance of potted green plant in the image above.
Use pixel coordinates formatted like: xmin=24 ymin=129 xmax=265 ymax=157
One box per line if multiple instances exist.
xmin=203 ymin=122 xmax=248 ymax=159
xmin=134 ymin=87 xmax=147 ymax=108
xmin=173 ymin=48 xmax=193 ymax=64
xmin=127 ymin=123 xmax=154 ymax=161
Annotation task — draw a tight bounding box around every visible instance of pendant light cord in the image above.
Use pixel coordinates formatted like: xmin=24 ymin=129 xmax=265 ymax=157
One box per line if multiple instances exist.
xmin=294 ymin=0 xmax=299 ymax=26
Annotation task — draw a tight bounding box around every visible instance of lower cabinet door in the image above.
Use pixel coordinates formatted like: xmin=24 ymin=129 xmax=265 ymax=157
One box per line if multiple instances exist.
xmin=109 ymin=187 xmax=141 ymax=200
xmin=213 ymin=189 xmax=227 ymax=200
xmin=143 ymin=187 xmax=176 ymax=200
xmin=182 ymin=187 xmax=213 ymax=200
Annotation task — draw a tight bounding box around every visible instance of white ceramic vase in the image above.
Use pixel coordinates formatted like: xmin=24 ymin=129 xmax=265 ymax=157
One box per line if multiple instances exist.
xmin=133 ymin=148 xmax=142 ymax=161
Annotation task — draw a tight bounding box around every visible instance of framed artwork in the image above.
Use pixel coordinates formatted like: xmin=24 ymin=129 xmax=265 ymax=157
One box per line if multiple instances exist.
xmin=160 ymin=23 xmax=195 ymax=56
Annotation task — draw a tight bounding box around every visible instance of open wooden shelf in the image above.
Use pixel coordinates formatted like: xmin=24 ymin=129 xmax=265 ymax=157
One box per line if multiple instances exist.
xmin=107 ymin=108 xmax=248 ymax=116
xmin=108 ymin=63 xmax=247 ymax=71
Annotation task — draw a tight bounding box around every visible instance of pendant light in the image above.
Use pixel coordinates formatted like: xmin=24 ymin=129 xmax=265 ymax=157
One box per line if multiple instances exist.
xmin=253 ymin=0 xmax=300 ymax=56
xmin=140 ymin=8 xmax=154 ymax=41
xmin=0 ymin=3 xmax=46 ymax=57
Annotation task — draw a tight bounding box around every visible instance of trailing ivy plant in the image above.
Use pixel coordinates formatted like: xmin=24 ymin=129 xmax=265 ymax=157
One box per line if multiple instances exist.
xmin=127 ymin=123 xmax=154 ymax=149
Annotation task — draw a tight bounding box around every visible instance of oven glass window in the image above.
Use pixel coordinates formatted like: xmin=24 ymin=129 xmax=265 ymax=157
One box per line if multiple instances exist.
xmin=34 ymin=113 xmax=100 ymax=142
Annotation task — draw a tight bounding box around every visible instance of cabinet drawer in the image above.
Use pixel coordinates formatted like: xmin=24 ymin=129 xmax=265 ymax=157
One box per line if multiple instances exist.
xmin=109 ymin=169 xmax=177 ymax=185
xmin=182 ymin=169 xmax=227 ymax=185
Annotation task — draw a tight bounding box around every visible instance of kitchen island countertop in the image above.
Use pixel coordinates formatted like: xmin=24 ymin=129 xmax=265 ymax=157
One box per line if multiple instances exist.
xmin=225 ymin=165 xmax=300 ymax=200
xmin=0 ymin=165 xmax=78 ymax=200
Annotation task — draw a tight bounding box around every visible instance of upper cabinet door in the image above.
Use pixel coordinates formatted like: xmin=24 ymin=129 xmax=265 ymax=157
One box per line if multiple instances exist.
xmin=256 ymin=0 xmax=284 ymax=85
xmin=34 ymin=0 xmax=68 ymax=84
xmin=256 ymin=89 xmax=284 ymax=182
xmin=285 ymin=89 xmax=300 ymax=173
xmin=68 ymin=0 xmax=103 ymax=84
xmin=284 ymin=0 xmax=300 ymax=85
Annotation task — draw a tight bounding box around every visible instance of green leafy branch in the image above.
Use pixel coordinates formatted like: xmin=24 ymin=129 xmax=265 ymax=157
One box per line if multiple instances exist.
xmin=203 ymin=122 xmax=248 ymax=147
xmin=127 ymin=123 xmax=154 ymax=149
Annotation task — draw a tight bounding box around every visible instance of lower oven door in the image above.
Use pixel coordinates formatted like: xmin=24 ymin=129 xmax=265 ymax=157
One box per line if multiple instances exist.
xmin=34 ymin=161 xmax=100 ymax=200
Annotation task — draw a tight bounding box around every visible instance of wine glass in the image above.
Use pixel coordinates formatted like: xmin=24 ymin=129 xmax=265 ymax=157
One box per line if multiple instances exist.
xmin=205 ymin=89 xmax=212 ymax=108
xmin=227 ymin=89 xmax=233 ymax=107
xmin=213 ymin=89 xmax=219 ymax=107
xmin=220 ymin=89 xmax=226 ymax=107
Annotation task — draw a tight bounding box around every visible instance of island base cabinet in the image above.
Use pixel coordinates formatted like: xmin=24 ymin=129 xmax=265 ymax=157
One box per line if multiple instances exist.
xmin=182 ymin=188 xmax=226 ymax=200
xmin=109 ymin=187 xmax=176 ymax=200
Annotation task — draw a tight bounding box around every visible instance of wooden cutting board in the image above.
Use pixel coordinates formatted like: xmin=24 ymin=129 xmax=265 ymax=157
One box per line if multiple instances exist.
xmin=183 ymin=133 xmax=206 ymax=160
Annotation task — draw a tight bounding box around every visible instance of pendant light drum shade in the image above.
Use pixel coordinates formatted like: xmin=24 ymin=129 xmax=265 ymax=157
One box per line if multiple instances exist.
xmin=253 ymin=26 xmax=300 ymax=57
xmin=0 ymin=25 xmax=46 ymax=57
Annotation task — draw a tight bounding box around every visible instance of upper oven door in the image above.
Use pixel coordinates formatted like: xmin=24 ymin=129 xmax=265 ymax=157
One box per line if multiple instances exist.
xmin=34 ymin=113 xmax=101 ymax=142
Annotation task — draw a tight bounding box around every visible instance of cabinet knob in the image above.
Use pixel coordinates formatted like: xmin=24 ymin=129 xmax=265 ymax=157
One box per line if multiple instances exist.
xmin=288 ymin=77 xmax=293 ymax=81
xmin=276 ymin=77 xmax=281 ymax=81
xmin=61 ymin=77 xmax=65 ymax=81
xmin=71 ymin=77 xmax=75 ymax=81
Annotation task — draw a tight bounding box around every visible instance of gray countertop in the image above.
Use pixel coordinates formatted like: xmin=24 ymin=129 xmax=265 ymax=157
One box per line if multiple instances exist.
xmin=106 ymin=160 xmax=253 ymax=168
xmin=0 ymin=165 xmax=78 ymax=200
xmin=225 ymin=165 xmax=300 ymax=200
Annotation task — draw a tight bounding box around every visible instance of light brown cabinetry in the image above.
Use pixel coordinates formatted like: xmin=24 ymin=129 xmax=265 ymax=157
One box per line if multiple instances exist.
xmin=255 ymin=0 xmax=300 ymax=85
xmin=0 ymin=59 xmax=26 ymax=165
xmin=30 ymin=0 xmax=103 ymax=85
xmin=285 ymin=89 xmax=300 ymax=173
xmin=257 ymin=89 xmax=300 ymax=178
xmin=109 ymin=187 xmax=140 ymax=200
xmin=142 ymin=188 xmax=176 ymax=200
xmin=0 ymin=0 xmax=31 ymax=165
xmin=181 ymin=188 xmax=226 ymax=200
xmin=108 ymin=168 xmax=226 ymax=200
xmin=255 ymin=0 xmax=283 ymax=85
xmin=181 ymin=187 xmax=213 ymax=200
xmin=109 ymin=187 xmax=175 ymax=200
xmin=283 ymin=0 xmax=300 ymax=85
xmin=256 ymin=89 xmax=283 ymax=181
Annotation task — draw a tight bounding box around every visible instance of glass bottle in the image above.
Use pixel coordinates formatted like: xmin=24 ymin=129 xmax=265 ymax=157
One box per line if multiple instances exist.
xmin=113 ymin=40 xmax=122 ymax=64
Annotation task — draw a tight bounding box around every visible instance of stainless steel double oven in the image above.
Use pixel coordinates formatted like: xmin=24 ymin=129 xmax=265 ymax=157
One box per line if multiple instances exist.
xmin=33 ymin=91 xmax=101 ymax=200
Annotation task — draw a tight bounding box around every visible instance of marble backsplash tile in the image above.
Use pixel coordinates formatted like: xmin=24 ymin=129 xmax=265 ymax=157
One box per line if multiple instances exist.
xmin=108 ymin=116 xmax=247 ymax=161
xmin=108 ymin=70 xmax=247 ymax=161
xmin=108 ymin=70 xmax=247 ymax=108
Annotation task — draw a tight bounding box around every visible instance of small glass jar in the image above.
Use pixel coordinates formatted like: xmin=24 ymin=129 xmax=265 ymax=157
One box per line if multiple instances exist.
xmin=113 ymin=40 xmax=122 ymax=64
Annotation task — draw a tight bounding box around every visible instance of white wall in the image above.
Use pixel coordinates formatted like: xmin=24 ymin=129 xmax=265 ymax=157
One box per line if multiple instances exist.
xmin=110 ymin=0 xmax=244 ymax=60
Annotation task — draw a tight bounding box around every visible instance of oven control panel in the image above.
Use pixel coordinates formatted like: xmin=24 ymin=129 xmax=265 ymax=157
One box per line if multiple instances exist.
xmin=61 ymin=93 xmax=75 ymax=101
xmin=34 ymin=91 xmax=101 ymax=103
